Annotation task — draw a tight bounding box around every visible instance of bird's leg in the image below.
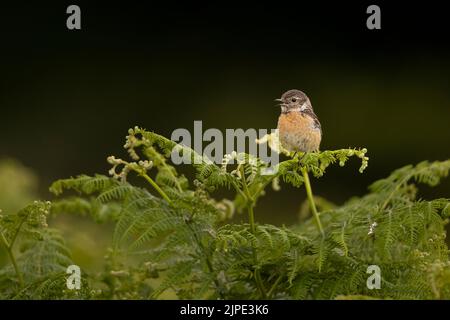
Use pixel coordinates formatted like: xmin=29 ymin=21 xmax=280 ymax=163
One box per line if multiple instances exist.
xmin=297 ymin=152 xmax=307 ymax=165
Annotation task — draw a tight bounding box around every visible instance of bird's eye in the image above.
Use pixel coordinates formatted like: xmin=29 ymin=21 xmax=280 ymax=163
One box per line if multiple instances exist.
xmin=291 ymin=97 xmax=298 ymax=103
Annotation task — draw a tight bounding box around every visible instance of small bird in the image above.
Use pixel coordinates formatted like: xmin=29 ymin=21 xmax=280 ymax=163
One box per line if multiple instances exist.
xmin=276 ymin=89 xmax=322 ymax=153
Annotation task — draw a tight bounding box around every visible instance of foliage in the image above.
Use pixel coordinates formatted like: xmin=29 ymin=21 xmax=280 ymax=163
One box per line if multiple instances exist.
xmin=1 ymin=127 xmax=449 ymax=299
xmin=0 ymin=201 xmax=90 ymax=299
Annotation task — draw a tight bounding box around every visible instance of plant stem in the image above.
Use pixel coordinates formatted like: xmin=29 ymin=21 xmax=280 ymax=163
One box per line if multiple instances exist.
xmin=248 ymin=204 xmax=256 ymax=234
xmin=239 ymin=166 xmax=253 ymax=203
xmin=7 ymin=247 xmax=24 ymax=287
xmin=254 ymin=268 xmax=267 ymax=299
xmin=0 ymin=232 xmax=24 ymax=287
xmin=155 ymin=153 xmax=183 ymax=192
xmin=267 ymin=274 xmax=283 ymax=298
xmin=239 ymin=165 xmax=267 ymax=299
xmin=230 ymin=180 xmax=248 ymax=201
xmin=9 ymin=219 xmax=25 ymax=250
xmin=138 ymin=171 xmax=173 ymax=205
xmin=301 ymin=167 xmax=324 ymax=236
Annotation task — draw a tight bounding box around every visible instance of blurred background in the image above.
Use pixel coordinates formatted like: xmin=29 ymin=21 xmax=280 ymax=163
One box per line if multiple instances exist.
xmin=1 ymin=2 xmax=449 ymax=271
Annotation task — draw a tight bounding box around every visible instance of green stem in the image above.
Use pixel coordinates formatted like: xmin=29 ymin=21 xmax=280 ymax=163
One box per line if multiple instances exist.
xmin=239 ymin=166 xmax=253 ymax=203
xmin=7 ymin=248 xmax=24 ymax=288
xmin=248 ymin=204 xmax=256 ymax=234
xmin=239 ymin=165 xmax=267 ymax=299
xmin=267 ymin=274 xmax=283 ymax=298
xmin=301 ymin=167 xmax=324 ymax=236
xmin=9 ymin=219 xmax=25 ymax=250
xmin=0 ymin=232 xmax=24 ymax=287
xmin=230 ymin=180 xmax=248 ymax=200
xmin=254 ymin=268 xmax=267 ymax=299
xmin=156 ymin=153 xmax=183 ymax=192
xmin=138 ymin=171 xmax=173 ymax=205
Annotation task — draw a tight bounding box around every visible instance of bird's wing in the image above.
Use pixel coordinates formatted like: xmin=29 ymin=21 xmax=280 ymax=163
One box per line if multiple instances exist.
xmin=302 ymin=109 xmax=322 ymax=132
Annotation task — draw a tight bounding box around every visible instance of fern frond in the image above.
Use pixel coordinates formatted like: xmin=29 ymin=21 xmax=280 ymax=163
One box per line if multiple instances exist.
xmin=151 ymin=259 xmax=195 ymax=298
xmin=313 ymin=236 xmax=332 ymax=272
xmin=51 ymin=197 xmax=121 ymax=222
xmin=369 ymin=160 xmax=450 ymax=209
xmin=50 ymin=174 xmax=119 ymax=196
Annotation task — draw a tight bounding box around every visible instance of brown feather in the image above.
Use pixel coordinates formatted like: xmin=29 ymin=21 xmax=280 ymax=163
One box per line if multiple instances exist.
xmin=277 ymin=111 xmax=322 ymax=152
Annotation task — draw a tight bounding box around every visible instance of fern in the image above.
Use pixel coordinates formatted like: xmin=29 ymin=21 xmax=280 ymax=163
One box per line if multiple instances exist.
xmin=0 ymin=201 xmax=88 ymax=299
xmin=2 ymin=128 xmax=449 ymax=300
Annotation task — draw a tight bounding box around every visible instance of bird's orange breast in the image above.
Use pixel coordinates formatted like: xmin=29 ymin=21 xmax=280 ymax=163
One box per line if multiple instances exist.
xmin=277 ymin=112 xmax=321 ymax=152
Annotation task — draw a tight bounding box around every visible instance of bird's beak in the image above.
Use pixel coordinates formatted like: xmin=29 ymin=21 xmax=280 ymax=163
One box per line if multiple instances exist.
xmin=275 ymin=98 xmax=285 ymax=107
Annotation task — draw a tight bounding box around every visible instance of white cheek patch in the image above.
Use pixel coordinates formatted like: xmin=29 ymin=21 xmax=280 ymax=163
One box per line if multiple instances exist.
xmin=283 ymin=106 xmax=301 ymax=113
xmin=300 ymin=102 xmax=308 ymax=111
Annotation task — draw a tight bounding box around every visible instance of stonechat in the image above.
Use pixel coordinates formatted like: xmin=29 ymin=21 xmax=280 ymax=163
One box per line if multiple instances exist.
xmin=276 ymin=89 xmax=322 ymax=153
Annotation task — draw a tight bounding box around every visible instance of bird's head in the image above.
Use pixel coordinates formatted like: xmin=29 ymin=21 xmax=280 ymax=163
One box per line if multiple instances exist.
xmin=275 ymin=89 xmax=312 ymax=113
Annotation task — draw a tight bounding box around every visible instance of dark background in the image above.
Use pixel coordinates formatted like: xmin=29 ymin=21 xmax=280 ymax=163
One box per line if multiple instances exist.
xmin=1 ymin=1 xmax=449 ymax=225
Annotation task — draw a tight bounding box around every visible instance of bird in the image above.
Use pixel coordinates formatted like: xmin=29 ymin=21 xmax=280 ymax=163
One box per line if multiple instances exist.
xmin=276 ymin=89 xmax=322 ymax=153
